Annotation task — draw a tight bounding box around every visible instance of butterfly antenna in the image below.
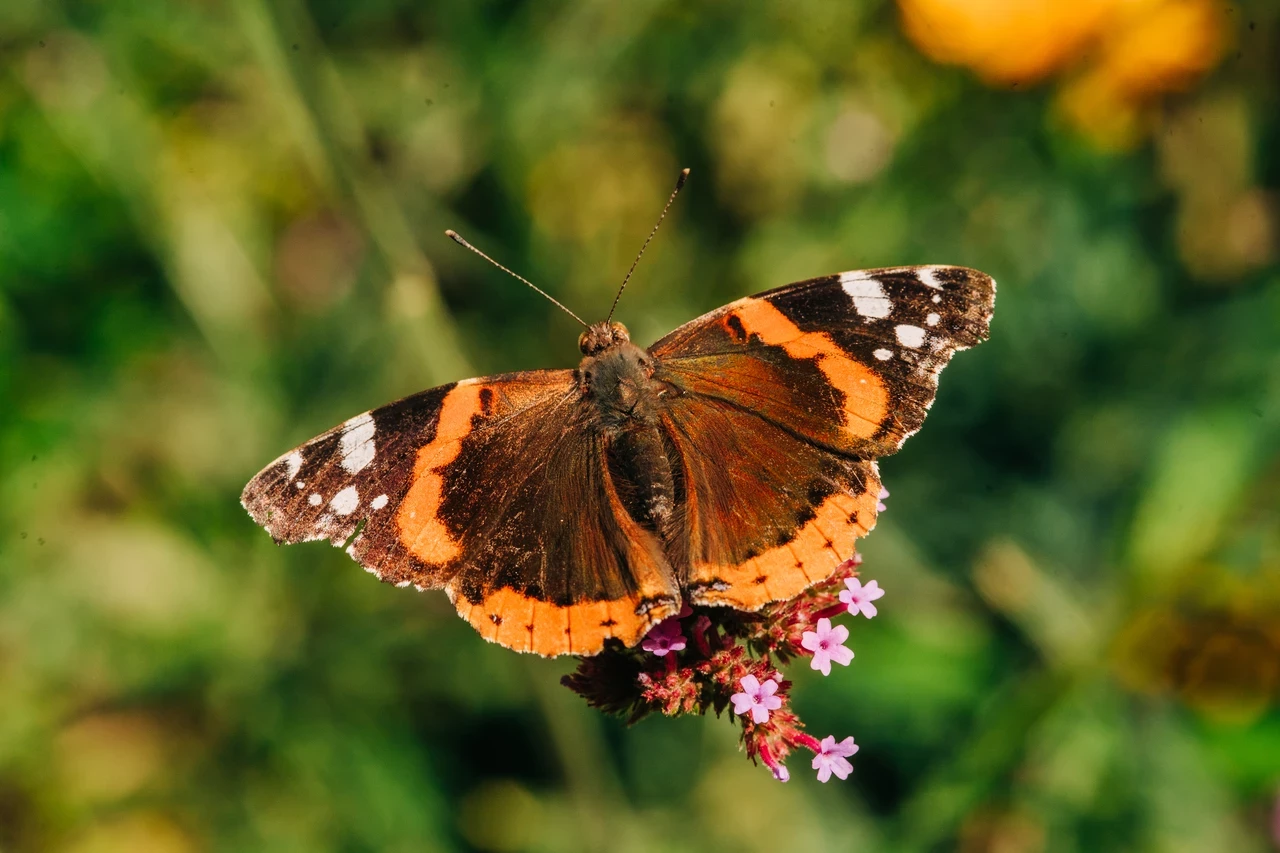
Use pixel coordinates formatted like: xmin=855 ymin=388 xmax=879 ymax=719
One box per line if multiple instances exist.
xmin=445 ymin=229 xmax=589 ymax=329
xmin=606 ymin=167 xmax=690 ymax=323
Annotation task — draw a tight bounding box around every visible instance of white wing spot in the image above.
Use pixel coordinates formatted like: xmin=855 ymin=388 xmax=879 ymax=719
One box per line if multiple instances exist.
xmin=284 ymin=451 xmax=303 ymax=481
xmin=896 ymin=324 xmax=927 ymax=348
xmin=295 ymin=481 xmax=306 ymax=489
xmin=873 ymin=348 xmax=893 ymax=361
xmin=926 ymin=312 xmax=940 ymax=327
xmin=370 ymin=494 xmax=389 ymax=510
xmin=339 ymin=413 xmax=376 ymax=475
xmin=931 ymin=293 xmax=942 ymax=304
xmin=308 ymin=493 xmax=323 ymax=506
xmin=840 ymin=273 xmax=893 ymax=319
xmin=917 ymin=267 xmax=944 ymax=289
xmin=330 ymin=486 xmax=359 ymax=516
xmin=395 ymin=579 xmax=411 ymax=588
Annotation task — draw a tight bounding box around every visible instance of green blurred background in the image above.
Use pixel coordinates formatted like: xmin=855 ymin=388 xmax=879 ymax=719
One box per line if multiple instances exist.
xmin=3 ymin=1 xmax=1278 ymax=851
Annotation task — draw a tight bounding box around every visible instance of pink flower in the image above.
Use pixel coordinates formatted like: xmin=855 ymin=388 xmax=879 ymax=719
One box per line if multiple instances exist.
xmin=800 ymin=618 xmax=854 ymax=676
xmin=812 ymin=735 xmax=858 ymax=782
xmin=876 ymin=486 xmax=890 ymax=513
xmin=840 ymin=578 xmax=884 ymax=619
xmin=730 ymin=674 xmax=783 ymax=724
xmin=641 ymin=618 xmax=687 ymax=656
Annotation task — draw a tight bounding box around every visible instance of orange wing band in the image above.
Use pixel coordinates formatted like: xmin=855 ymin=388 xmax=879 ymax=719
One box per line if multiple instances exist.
xmin=448 ymin=586 xmax=679 ymax=657
xmin=396 ymin=382 xmax=486 ymax=566
xmin=688 ymin=476 xmax=881 ymax=611
xmin=731 ymin=299 xmax=889 ymax=440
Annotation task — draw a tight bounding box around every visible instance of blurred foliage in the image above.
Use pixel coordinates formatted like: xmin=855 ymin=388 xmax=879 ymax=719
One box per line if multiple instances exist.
xmin=2 ymin=1 xmax=1279 ymax=851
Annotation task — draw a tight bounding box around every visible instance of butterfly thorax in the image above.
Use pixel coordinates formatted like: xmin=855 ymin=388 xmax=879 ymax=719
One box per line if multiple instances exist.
xmin=577 ymin=333 xmax=676 ymax=529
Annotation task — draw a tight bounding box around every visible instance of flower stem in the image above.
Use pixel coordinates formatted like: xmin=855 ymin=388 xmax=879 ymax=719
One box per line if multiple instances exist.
xmin=814 ymin=603 xmax=848 ymax=621
xmin=791 ymin=732 xmax=822 ymax=753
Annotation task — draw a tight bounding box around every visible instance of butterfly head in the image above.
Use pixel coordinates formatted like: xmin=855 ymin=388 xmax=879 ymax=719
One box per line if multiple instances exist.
xmin=578 ymin=331 xmax=659 ymax=425
xmin=578 ymin=321 xmax=631 ymax=356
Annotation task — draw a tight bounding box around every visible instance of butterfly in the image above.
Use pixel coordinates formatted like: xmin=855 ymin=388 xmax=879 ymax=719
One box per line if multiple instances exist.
xmin=242 ymin=170 xmax=995 ymax=657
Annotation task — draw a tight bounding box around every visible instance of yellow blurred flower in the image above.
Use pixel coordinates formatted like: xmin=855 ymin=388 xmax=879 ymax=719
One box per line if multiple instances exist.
xmin=526 ymin=122 xmax=675 ymax=243
xmin=710 ymin=49 xmax=819 ymax=219
xmin=65 ymin=812 xmax=197 ymax=853
xmin=899 ymin=0 xmax=1112 ymax=85
xmin=57 ymin=712 xmax=169 ymax=805
xmin=1110 ymin=566 xmax=1280 ymax=725
xmin=898 ymin=0 xmax=1228 ymax=148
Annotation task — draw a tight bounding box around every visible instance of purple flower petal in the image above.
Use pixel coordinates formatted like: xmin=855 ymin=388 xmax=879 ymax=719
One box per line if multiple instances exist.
xmin=812 ymin=735 xmax=858 ymax=782
xmin=840 ymin=578 xmax=885 ymax=619
xmin=641 ymin=617 xmax=688 ymax=656
xmin=731 ymin=675 xmax=783 ymax=725
xmin=800 ymin=617 xmax=855 ymax=676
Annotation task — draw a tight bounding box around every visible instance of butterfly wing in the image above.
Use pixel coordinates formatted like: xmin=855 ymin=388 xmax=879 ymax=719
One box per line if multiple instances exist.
xmin=650 ymin=265 xmax=995 ymax=609
xmin=242 ymin=370 xmax=681 ymax=656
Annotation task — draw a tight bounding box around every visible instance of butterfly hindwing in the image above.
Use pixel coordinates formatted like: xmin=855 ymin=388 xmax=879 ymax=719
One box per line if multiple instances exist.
xmin=659 ymin=392 xmax=883 ymax=610
xmin=425 ymin=376 xmax=680 ymax=655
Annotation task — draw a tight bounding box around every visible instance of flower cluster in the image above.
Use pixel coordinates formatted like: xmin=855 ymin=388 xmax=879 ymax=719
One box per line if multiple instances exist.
xmin=563 ymin=547 xmax=886 ymax=784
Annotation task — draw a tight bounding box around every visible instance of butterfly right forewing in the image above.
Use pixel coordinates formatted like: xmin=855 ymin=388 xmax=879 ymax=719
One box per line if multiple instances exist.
xmin=760 ymin=265 xmax=995 ymax=452
xmin=650 ymin=265 xmax=996 ymax=457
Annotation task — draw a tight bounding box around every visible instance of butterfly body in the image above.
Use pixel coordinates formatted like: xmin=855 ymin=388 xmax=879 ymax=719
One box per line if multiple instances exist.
xmin=243 ymin=265 xmax=995 ymax=657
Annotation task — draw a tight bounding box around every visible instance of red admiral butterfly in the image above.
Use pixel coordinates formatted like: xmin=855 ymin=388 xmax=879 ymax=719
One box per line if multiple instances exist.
xmin=243 ymin=170 xmax=995 ymax=656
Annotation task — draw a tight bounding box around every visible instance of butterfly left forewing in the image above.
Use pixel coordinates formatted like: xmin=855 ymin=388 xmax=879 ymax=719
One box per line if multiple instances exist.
xmin=241 ymin=383 xmax=459 ymax=588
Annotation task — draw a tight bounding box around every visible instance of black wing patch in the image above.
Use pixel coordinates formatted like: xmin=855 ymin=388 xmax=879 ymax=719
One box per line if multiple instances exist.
xmin=240 ymin=383 xmax=457 ymax=587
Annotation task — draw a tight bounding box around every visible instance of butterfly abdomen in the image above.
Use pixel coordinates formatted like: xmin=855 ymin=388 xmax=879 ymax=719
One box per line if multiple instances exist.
xmin=607 ymin=426 xmax=676 ymax=530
